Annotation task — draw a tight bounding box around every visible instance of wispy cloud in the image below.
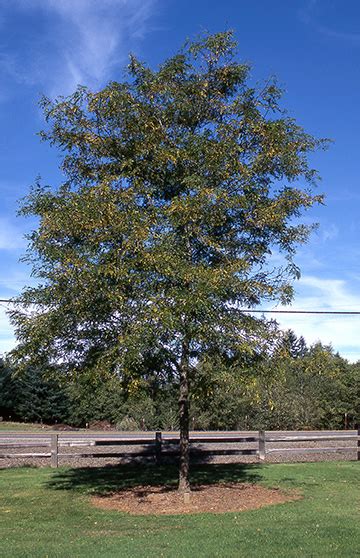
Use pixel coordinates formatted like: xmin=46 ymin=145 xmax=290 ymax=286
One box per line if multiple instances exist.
xmin=299 ymin=0 xmax=360 ymax=45
xmin=271 ymin=275 xmax=360 ymax=361
xmin=1 ymin=0 xmax=157 ymax=96
xmin=321 ymin=223 xmax=338 ymax=242
xmin=0 ymin=269 xmax=34 ymax=294
xmin=0 ymin=304 xmax=17 ymax=356
xmin=2 ymin=273 xmax=360 ymax=360
xmin=0 ymin=271 xmax=39 ymax=356
xmin=0 ymin=218 xmax=26 ymax=252
xmin=312 ymin=25 xmax=360 ymax=45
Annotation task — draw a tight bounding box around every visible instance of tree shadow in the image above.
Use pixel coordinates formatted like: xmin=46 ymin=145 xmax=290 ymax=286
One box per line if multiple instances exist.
xmin=45 ymin=462 xmax=264 ymax=496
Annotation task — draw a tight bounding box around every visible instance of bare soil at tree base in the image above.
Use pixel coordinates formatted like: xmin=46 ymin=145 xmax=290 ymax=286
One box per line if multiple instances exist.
xmin=91 ymin=482 xmax=300 ymax=515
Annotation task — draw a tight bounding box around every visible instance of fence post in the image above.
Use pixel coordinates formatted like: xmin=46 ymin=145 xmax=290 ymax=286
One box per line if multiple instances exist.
xmin=358 ymin=426 xmax=360 ymax=462
xmin=155 ymin=431 xmax=162 ymax=465
xmin=259 ymin=430 xmax=266 ymax=461
xmin=51 ymin=434 xmax=58 ymax=468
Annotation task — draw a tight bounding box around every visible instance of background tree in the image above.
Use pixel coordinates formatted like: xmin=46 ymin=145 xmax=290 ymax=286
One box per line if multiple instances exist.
xmin=344 ymin=361 xmax=360 ymax=428
xmin=65 ymin=371 xmax=125 ymax=427
xmin=0 ymin=358 xmax=18 ymax=420
xmin=14 ymin=366 xmax=70 ymax=424
xmin=0 ymin=358 xmax=70 ymax=424
xmin=10 ymin=31 xmax=327 ymax=492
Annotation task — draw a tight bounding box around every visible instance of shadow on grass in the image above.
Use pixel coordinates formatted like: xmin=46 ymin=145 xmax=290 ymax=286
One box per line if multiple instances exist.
xmin=45 ymin=462 xmax=264 ymax=496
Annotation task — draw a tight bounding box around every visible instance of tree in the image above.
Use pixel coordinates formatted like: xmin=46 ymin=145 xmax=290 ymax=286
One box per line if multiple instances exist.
xmin=0 ymin=358 xmax=18 ymax=420
xmin=344 ymin=361 xmax=360 ymax=428
xmin=10 ymin=31 xmax=327 ymax=492
xmin=247 ymin=339 xmax=352 ymax=430
xmin=275 ymin=328 xmax=308 ymax=359
xmin=14 ymin=366 xmax=70 ymax=424
xmin=0 ymin=358 xmax=70 ymax=424
xmin=66 ymin=370 xmax=125 ymax=427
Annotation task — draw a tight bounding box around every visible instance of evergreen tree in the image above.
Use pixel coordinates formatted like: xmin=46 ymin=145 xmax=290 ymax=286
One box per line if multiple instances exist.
xmin=0 ymin=358 xmax=18 ymax=420
xmin=15 ymin=367 xmax=70 ymax=424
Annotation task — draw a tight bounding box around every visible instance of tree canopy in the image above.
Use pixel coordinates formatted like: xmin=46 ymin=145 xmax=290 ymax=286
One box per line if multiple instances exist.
xmin=10 ymin=31 xmax=327 ymax=491
xmin=3 ymin=333 xmax=358 ymax=431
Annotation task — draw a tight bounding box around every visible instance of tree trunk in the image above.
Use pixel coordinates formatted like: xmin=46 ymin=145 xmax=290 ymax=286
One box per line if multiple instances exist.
xmin=178 ymin=340 xmax=190 ymax=493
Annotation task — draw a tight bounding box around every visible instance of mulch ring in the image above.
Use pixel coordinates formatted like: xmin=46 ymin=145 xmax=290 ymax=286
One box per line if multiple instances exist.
xmin=91 ymin=482 xmax=301 ymax=515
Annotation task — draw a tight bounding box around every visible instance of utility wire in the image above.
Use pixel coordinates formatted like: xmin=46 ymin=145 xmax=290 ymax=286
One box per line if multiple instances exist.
xmin=1 ymin=298 xmax=360 ymax=315
xmin=241 ymin=310 xmax=360 ymax=315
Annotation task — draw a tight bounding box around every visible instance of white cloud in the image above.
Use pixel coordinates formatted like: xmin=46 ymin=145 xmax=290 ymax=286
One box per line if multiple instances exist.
xmin=271 ymin=275 xmax=360 ymax=362
xmin=2 ymin=274 xmax=360 ymax=361
xmin=0 ymin=218 xmax=26 ymax=251
xmin=0 ymin=305 xmax=17 ymax=357
xmin=321 ymin=223 xmax=338 ymax=242
xmin=2 ymin=0 xmax=157 ymax=96
xmin=299 ymin=1 xmax=360 ymax=46
xmin=0 ymin=269 xmax=34 ymax=294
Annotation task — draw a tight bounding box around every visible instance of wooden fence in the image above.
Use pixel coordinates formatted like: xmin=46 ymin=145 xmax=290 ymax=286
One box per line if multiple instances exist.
xmin=0 ymin=429 xmax=359 ymax=467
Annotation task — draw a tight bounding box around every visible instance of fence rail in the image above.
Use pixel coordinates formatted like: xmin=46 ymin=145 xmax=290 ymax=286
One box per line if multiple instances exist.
xmin=0 ymin=428 xmax=359 ymax=467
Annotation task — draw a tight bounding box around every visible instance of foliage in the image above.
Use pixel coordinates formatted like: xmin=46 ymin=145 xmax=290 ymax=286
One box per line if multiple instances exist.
xmin=1 ymin=358 xmax=71 ymax=424
xmin=10 ymin=30 xmax=327 ymax=370
xmin=11 ymin=366 xmax=69 ymax=424
xmin=239 ymin=336 xmax=356 ymax=430
xmin=0 ymin=358 xmax=18 ymax=420
xmin=2 ymin=331 xmax=358 ymax=429
xmin=66 ymin=372 xmax=124 ymax=426
xmin=9 ymin=31 xmax=328 ymax=489
xmin=116 ymin=395 xmax=157 ymax=430
xmin=343 ymin=360 xmax=360 ymax=427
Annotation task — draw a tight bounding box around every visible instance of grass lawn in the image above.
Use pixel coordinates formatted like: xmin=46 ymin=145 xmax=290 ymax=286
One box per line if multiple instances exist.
xmin=0 ymin=421 xmax=53 ymax=432
xmin=0 ymin=461 xmax=359 ymax=557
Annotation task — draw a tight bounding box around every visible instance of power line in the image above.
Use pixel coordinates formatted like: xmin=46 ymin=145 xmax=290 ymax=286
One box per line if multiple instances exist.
xmin=241 ymin=310 xmax=360 ymax=315
xmin=1 ymin=298 xmax=360 ymax=315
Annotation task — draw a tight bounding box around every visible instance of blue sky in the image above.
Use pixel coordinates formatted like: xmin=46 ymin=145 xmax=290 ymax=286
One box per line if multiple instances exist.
xmin=1 ymin=0 xmax=360 ymax=360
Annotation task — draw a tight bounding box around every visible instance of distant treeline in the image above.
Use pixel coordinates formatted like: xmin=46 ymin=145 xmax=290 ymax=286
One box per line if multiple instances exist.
xmin=1 ymin=330 xmax=359 ymax=430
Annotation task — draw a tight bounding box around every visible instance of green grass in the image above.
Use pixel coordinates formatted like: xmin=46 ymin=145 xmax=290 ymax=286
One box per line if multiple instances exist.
xmin=0 ymin=461 xmax=359 ymax=557
xmin=0 ymin=421 xmax=53 ymax=431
